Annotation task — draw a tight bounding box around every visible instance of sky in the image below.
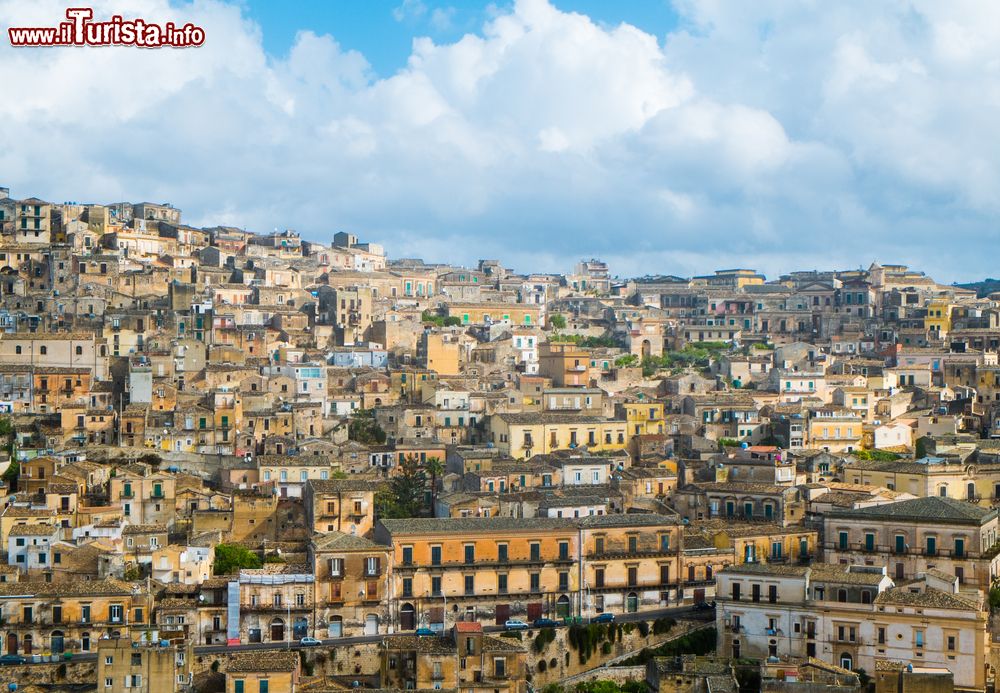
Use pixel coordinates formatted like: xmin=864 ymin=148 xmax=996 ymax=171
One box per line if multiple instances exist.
xmin=1 ymin=0 xmax=999 ymax=282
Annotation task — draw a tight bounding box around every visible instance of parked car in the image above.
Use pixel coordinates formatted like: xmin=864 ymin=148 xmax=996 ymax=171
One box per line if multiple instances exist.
xmin=533 ymin=618 xmax=559 ymax=628
xmin=0 ymin=654 xmax=27 ymax=665
xmin=590 ymin=612 xmax=615 ymax=624
xmin=504 ymin=619 xmax=530 ymax=630
xmin=693 ymin=601 xmax=713 ymax=611
xmin=299 ymin=637 xmax=322 ymax=646
xmin=415 ymin=628 xmax=436 ymax=636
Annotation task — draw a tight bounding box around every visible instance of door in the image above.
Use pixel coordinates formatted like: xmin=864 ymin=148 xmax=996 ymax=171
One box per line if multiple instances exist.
xmin=495 ymin=604 xmax=510 ymax=625
xmin=364 ymin=614 xmax=379 ymax=635
xmin=293 ymin=618 xmax=308 ymax=639
xmin=23 ymin=635 xmax=32 ymax=655
xmin=400 ymin=605 xmax=415 ymax=631
xmin=270 ymin=619 xmax=284 ymax=642
xmin=626 ymin=593 xmax=639 ymax=613
xmin=329 ymin=617 xmax=343 ymax=638
xmin=6 ymin=634 xmax=15 ymax=655
xmin=527 ymin=603 xmax=542 ymax=621
xmin=50 ymin=631 xmax=64 ymax=654
xmin=693 ymin=589 xmax=706 ymax=604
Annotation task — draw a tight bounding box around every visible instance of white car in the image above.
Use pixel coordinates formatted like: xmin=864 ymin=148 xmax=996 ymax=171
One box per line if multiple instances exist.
xmin=504 ymin=619 xmax=529 ymax=631
xmin=299 ymin=637 xmax=322 ymax=646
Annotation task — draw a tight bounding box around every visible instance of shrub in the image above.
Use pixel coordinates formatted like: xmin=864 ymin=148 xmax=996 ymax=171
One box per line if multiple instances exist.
xmin=601 ymin=642 xmax=612 ymax=655
xmin=538 ymin=660 xmax=547 ymax=673
xmin=533 ymin=628 xmax=556 ymax=653
xmin=636 ymin=621 xmax=649 ymax=637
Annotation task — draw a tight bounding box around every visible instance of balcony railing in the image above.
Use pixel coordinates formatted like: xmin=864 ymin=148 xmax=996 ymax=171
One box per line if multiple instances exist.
xmin=824 ymin=541 xmax=973 ymax=558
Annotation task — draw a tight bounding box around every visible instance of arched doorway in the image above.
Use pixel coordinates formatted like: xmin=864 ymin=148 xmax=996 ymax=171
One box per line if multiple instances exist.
xmin=81 ymin=632 xmax=91 ymax=652
xmin=641 ymin=340 xmax=651 ymax=358
xmin=23 ymin=634 xmax=33 ymax=654
xmin=293 ymin=618 xmax=308 ymax=639
xmin=270 ymin=618 xmax=285 ymax=642
xmin=556 ymin=595 xmax=570 ymax=618
xmin=400 ymin=603 xmax=415 ymax=631
xmin=626 ymin=592 xmax=639 ymax=613
xmin=6 ymin=633 xmax=16 ymax=655
xmin=328 ymin=616 xmax=343 ymax=638
xmin=364 ymin=614 xmax=379 ymax=635
xmin=840 ymin=653 xmax=853 ymax=670
xmin=50 ymin=631 xmax=65 ymax=654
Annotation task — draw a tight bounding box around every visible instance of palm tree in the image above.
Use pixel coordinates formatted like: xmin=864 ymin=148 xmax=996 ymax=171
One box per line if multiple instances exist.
xmin=424 ymin=457 xmax=445 ymax=517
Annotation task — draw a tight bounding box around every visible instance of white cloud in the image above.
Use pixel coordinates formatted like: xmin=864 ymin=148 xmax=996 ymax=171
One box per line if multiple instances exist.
xmin=0 ymin=0 xmax=998 ymax=281
xmin=393 ymin=0 xmax=427 ymax=23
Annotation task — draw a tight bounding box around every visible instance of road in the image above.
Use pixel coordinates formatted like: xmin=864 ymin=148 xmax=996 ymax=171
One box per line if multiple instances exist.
xmin=6 ymin=604 xmax=714 ymax=665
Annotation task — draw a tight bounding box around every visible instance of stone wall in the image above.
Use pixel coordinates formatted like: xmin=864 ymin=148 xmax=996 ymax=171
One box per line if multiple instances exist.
xmin=528 ymin=618 xmax=707 ymax=687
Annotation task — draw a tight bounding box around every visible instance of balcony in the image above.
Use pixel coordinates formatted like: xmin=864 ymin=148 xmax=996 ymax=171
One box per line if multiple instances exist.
xmin=242 ymin=602 xmax=311 ymax=613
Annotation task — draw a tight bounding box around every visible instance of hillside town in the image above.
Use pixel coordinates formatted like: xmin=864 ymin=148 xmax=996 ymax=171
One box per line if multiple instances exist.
xmin=1 ymin=186 xmax=999 ymax=693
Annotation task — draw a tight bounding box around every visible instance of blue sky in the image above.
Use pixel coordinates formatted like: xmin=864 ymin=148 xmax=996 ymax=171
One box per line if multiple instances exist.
xmin=2 ymin=0 xmax=999 ymax=282
xmin=242 ymin=1 xmax=681 ymax=76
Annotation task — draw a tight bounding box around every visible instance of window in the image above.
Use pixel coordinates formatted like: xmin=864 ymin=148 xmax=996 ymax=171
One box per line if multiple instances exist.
xmin=530 ymin=573 xmax=540 ymax=592
xmin=402 ymin=546 xmax=413 ymax=565
xmin=530 ymin=543 xmax=540 ymax=561
xmin=464 ymin=545 xmax=475 ymax=564
xmin=497 ymin=543 xmax=508 ymax=562
xmin=432 ymin=577 xmax=442 ymax=596
xmin=559 ymin=541 xmax=569 ymax=560
xmin=234 ymin=682 xmax=244 ymax=693
xmin=431 ymin=546 xmax=442 ymax=565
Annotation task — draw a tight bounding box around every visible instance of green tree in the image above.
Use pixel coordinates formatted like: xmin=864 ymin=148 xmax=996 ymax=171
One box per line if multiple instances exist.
xmin=614 ymin=354 xmax=639 ymax=368
xmin=377 ymin=455 xmax=426 ymax=518
xmin=425 ymin=457 xmax=445 ymax=516
xmin=213 ymin=543 xmax=263 ymax=575
xmin=349 ymin=408 xmax=387 ymax=445
xmin=0 ymin=417 xmax=17 ymax=490
xmin=549 ymin=314 xmax=567 ymax=330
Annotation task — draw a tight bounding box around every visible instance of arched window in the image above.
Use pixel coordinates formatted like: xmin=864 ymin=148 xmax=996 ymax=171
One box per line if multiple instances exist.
xmin=75 ymin=346 xmax=83 ymax=356
xmin=40 ymin=346 xmax=47 ymax=355
xmin=840 ymin=653 xmax=853 ymax=670
xmin=14 ymin=346 xmax=21 ymax=355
